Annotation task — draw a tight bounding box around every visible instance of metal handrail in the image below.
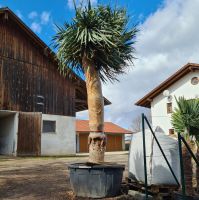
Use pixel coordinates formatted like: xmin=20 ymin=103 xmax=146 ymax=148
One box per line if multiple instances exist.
xmin=178 ymin=133 xmax=199 ymax=198
xmin=142 ymin=113 xmax=199 ymax=199
xmin=142 ymin=114 xmax=148 ymax=199
xmin=180 ymin=135 xmax=199 ymax=167
xmin=142 ymin=113 xmax=180 ymax=199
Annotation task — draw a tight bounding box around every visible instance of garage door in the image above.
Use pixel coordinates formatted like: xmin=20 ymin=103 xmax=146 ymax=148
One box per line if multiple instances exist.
xmin=79 ymin=133 xmax=123 ymax=152
xmin=106 ymin=134 xmax=123 ymax=152
xmin=79 ymin=133 xmax=89 ymax=153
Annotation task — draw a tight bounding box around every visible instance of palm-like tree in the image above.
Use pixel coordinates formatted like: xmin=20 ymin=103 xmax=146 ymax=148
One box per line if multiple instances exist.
xmin=172 ymin=96 xmax=199 ymax=195
xmin=53 ymin=1 xmax=138 ymax=163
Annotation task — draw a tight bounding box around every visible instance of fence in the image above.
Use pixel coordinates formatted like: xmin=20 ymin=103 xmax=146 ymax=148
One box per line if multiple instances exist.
xmin=142 ymin=113 xmax=199 ymax=199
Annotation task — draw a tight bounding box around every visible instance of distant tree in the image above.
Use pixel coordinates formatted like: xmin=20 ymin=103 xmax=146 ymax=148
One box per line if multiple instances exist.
xmin=53 ymin=1 xmax=138 ymax=163
xmin=131 ymin=113 xmax=152 ymax=132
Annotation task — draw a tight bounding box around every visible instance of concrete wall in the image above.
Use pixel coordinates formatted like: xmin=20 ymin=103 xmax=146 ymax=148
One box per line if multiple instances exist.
xmin=41 ymin=114 xmax=76 ymax=155
xmin=0 ymin=112 xmax=18 ymax=155
xmin=151 ymin=71 xmax=199 ymax=134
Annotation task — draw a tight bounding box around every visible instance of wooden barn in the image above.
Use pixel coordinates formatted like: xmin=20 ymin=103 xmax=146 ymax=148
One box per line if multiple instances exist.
xmin=76 ymin=120 xmax=132 ymax=152
xmin=0 ymin=7 xmax=110 ymax=156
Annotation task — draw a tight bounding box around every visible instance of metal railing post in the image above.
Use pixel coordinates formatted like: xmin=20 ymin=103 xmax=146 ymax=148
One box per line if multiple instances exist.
xmin=178 ymin=133 xmax=186 ymax=198
xmin=142 ymin=113 xmax=148 ymax=199
xmin=180 ymin=136 xmax=199 ymax=167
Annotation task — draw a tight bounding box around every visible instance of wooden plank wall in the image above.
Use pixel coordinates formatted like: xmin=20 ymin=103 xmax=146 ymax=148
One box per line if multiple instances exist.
xmin=17 ymin=112 xmax=41 ymax=156
xmin=0 ymin=15 xmax=76 ymax=116
xmin=78 ymin=133 xmax=123 ymax=152
xmin=106 ymin=135 xmax=123 ymax=152
xmin=79 ymin=133 xmax=89 ymax=153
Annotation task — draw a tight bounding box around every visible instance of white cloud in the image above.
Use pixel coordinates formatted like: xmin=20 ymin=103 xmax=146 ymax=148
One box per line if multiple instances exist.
xmin=30 ymin=22 xmax=42 ymax=33
xmin=16 ymin=10 xmax=23 ymax=19
xmin=67 ymin=0 xmax=97 ymax=10
xmin=28 ymin=11 xmax=38 ymax=19
xmin=41 ymin=11 xmax=50 ymax=25
xmin=28 ymin=11 xmax=51 ymax=34
xmin=77 ymin=0 xmax=199 ymax=129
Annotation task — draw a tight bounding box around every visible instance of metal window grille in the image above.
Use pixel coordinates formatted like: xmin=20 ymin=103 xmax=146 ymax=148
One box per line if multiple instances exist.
xmin=167 ymin=103 xmax=172 ymax=113
xmin=42 ymin=120 xmax=56 ymax=133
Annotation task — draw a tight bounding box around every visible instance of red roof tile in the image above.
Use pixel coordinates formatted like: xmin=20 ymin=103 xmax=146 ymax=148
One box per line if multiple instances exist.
xmin=76 ymin=120 xmax=132 ymax=134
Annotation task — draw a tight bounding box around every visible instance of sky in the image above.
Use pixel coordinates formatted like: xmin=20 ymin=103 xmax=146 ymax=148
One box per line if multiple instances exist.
xmin=1 ymin=0 xmax=199 ymax=130
xmin=0 ymin=0 xmax=162 ymax=45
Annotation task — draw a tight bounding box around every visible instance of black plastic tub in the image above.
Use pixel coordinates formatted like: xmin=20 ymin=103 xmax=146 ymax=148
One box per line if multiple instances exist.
xmin=68 ymin=163 xmax=125 ymax=198
xmin=173 ymin=192 xmax=194 ymax=200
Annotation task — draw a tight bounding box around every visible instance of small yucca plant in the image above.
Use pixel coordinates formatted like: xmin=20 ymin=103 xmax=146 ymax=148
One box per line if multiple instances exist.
xmin=172 ymin=96 xmax=199 ymax=195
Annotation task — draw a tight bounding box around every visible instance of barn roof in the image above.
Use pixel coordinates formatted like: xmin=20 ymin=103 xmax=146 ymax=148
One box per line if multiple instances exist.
xmin=135 ymin=63 xmax=199 ymax=108
xmin=0 ymin=7 xmax=111 ymax=112
xmin=76 ymin=120 xmax=132 ymax=134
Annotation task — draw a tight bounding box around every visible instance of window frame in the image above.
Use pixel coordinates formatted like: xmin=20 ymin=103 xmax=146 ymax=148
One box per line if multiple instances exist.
xmin=167 ymin=102 xmax=173 ymax=114
xmin=42 ymin=120 xmax=56 ymax=134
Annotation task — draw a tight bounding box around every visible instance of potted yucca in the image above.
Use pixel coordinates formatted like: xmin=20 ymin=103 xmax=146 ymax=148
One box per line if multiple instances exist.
xmin=53 ymin=1 xmax=137 ymax=198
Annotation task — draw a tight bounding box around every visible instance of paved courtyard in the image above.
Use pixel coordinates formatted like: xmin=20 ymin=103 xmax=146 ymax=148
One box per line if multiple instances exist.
xmin=0 ymin=153 xmax=128 ymax=200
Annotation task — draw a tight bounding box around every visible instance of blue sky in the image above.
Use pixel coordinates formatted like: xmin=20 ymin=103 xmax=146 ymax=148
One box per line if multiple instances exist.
xmin=0 ymin=0 xmax=163 ymax=46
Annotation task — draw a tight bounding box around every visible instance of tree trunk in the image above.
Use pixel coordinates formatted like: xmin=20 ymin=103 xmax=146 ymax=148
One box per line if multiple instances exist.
xmin=182 ymin=140 xmax=194 ymax=196
xmin=196 ymin=143 xmax=199 ymax=193
xmin=82 ymin=55 xmax=106 ymax=163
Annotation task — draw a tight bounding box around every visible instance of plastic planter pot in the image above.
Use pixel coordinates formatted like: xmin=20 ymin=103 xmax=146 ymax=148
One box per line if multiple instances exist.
xmin=173 ymin=192 xmax=194 ymax=200
xmin=68 ymin=163 xmax=125 ymax=198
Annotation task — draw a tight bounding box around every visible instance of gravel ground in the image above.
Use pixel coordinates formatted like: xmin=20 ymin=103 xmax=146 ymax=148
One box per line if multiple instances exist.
xmin=0 ymin=153 xmax=128 ymax=200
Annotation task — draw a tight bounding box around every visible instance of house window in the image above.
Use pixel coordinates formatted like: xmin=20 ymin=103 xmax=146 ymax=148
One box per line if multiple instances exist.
xmin=167 ymin=103 xmax=172 ymax=114
xmin=43 ymin=120 xmax=56 ymax=133
xmin=169 ymin=129 xmax=174 ymax=135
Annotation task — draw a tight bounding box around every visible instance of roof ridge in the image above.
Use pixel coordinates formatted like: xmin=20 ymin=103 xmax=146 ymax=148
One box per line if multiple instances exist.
xmin=135 ymin=62 xmax=199 ymax=108
xmin=76 ymin=120 xmax=133 ymax=134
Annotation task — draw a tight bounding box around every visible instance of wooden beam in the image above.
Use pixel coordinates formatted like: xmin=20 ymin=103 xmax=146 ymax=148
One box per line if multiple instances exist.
xmin=75 ymin=99 xmax=87 ymax=104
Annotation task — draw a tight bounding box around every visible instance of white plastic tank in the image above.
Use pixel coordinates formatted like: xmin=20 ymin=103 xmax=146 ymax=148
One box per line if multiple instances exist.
xmin=128 ymin=128 xmax=180 ymax=185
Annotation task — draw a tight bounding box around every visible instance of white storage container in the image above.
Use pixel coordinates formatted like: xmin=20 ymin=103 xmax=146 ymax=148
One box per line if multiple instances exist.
xmin=128 ymin=129 xmax=180 ymax=185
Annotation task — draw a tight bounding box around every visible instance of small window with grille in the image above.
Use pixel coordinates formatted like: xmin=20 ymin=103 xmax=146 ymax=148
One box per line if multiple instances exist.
xmin=43 ymin=120 xmax=56 ymax=133
xmin=169 ymin=129 xmax=174 ymax=135
xmin=167 ymin=103 xmax=172 ymax=114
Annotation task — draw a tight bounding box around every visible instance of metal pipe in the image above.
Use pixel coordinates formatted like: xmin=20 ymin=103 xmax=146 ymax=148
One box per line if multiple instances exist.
xmin=142 ymin=113 xmax=148 ymax=199
xmin=181 ymin=136 xmax=199 ymax=167
xmin=178 ymin=133 xmax=186 ymax=198
xmin=144 ymin=116 xmax=180 ymax=186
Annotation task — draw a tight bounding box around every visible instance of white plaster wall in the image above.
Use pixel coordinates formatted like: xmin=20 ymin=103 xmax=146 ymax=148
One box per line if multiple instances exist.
xmin=13 ymin=113 xmax=18 ymax=155
xmin=76 ymin=133 xmax=79 ymax=153
xmin=151 ymin=71 xmax=199 ymax=134
xmin=41 ymin=114 xmax=76 ymax=155
xmin=0 ymin=112 xmax=18 ymax=155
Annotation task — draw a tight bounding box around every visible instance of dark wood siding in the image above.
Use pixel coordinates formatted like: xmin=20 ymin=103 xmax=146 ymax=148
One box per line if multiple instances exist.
xmin=0 ymin=13 xmax=75 ymax=116
xmin=17 ymin=112 xmax=41 ymax=156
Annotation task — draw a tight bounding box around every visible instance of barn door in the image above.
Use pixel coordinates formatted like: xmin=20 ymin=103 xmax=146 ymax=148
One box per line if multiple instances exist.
xmin=17 ymin=112 xmax=42 ymax=156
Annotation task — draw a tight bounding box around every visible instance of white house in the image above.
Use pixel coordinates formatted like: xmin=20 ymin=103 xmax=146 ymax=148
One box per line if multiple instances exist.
xmin=135 ymin=63 xmax=199 ymax=135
